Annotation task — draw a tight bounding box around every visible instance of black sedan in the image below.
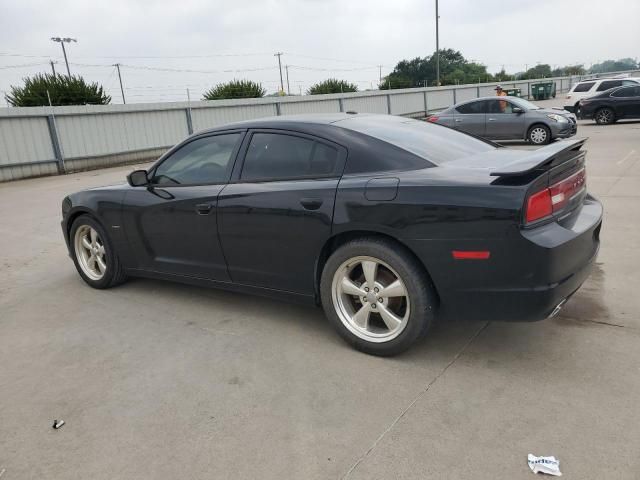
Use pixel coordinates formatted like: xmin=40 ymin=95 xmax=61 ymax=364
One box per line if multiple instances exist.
xmin=579 ymin=84 xmax=640 ymax=124
xmin=61 ymin=114 xmax=602 ymax=356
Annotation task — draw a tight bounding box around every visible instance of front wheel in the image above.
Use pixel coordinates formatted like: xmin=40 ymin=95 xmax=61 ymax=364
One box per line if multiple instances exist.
xmin=70 ymin=215 xmax=127 ymax=289
xmin=595 ymin=107 xmax=615 ymax=125
xmin=528 ymin=124 xmax=551 ymax=145
xmin=320 ymin=238 xmax=435 ymax=356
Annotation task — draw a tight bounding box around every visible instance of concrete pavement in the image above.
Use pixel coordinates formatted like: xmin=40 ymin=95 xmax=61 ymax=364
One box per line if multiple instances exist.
xmin=1 ymin=108 xmax=639 ymax=479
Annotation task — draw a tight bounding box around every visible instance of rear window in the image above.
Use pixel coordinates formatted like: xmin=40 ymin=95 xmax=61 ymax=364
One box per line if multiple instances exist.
xmin=573 ymin=82 xmax=595 ymax=92
xmin=337 ymin=115 xmax=495 ymax=166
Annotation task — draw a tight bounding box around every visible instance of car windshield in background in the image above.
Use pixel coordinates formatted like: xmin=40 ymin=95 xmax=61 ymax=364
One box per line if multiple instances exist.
xmin=509 ymin=97 xmax=542 ymax=110
xmin=338 ymin=116 xmax=495 ymax=165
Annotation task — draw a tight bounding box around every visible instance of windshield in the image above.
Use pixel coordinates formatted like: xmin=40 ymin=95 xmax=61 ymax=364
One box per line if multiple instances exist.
xmin=509 ymin=97 xmax=542 ymax=110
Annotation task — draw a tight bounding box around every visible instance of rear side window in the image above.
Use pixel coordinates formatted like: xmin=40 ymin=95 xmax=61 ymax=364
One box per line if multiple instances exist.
xmin=596 ymin=80 xmax=622 ymax=91
xmin=456 ymin=101 xmax=486 ymax=114
xmin=612 ymin=86 xmax=640 ymax=97
xmin=241 ymin=133 xmax=338 ymax=181
xmin=573 ymin=82 xmax=595 ymax=92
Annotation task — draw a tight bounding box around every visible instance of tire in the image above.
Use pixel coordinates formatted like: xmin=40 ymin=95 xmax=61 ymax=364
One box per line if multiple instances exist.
xmin=69 ymin=214 xmax=127 ymax=289
xmin=528 ymin=124 xmax=551 ymax=145
xmin=320 ymin=238 xmax=435 ymax=356
xmin=594 ymin=107 xmax=615 ymax=125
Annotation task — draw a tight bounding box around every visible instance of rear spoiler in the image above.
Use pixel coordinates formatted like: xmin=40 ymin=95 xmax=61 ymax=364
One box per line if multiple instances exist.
xmin=490 ymin=138 xmax=587 ymax=177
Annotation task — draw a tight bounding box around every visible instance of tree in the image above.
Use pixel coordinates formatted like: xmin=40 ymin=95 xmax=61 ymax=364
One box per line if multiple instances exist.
xmin=520 ymin=64 xmax=552 ymax=80
xmin=307 ymin=79 xmax=358 ymax=95
xmin=6 ymin=73 xmax=111 ymax=107
xmin=202 ymin=79 xmax=265 ymax=100
xmin=379 ymin=49 xmax=494 ymax=89
xmin=589 ymin=58 xmax=638 ymax=74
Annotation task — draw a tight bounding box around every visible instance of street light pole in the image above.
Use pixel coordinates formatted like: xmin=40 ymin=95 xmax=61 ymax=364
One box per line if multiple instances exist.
xmin=274 ymin=52 xmax=284 ymax=94
xmin=50 ymin=37 xmax=77 ymax=78
xmin=285 ymin=65 xmax=290 ymax=95
xmin=114 ymin=63 xmax=126 ymax=104
xmin=435 ymin=0 xmax=440 ymax=87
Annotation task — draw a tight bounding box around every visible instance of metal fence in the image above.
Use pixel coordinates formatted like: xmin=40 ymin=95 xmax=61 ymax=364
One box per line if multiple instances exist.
xmin=0 ymin=71 xmax=637 ymax=182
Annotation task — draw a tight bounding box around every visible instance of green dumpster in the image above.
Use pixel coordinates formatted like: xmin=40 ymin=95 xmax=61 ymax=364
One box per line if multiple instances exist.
xmin=505 ymin=88 xmax=521 ymax=97
xmin=531 ymin=81 xmax=556 ymax=100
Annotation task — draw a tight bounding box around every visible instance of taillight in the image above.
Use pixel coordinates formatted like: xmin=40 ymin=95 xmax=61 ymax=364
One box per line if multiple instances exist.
xmin=525 ymin=167 xmax=586 ymax=224
xmin=525 ymin=189 xmax=553 ymax=223
xmin=427 ymin=116 xmax=439 ymax=123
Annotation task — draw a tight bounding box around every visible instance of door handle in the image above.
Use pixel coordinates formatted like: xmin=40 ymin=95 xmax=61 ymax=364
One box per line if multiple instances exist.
xmin=488 ymin=118 xmax=496 ymax=122
xmin=300 ymin=198 xmax=323 ymax=210
xmin=455 ymin=118 xmax=463 ymax=122
xmin=195 ymin=203 xmax=213 ymax=215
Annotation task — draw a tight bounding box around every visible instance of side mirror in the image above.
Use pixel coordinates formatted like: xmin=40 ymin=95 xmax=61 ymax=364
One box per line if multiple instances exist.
xmin=127 ymin=169 xmax=149 ymax=187
xmin=512 ymin=107 xmax=524 ymax=114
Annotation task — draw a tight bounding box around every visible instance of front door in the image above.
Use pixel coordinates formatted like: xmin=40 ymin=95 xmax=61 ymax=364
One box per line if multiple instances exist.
xmin=218 ymin=130 xmax=346 ymax=295
xmin=485 ymin=99 xmax=525 ymax=139
xmin=122 ymin=131 xmax=244 ymax=280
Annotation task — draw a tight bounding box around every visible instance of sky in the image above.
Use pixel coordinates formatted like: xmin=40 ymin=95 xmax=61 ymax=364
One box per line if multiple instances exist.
xmin=1 ymin=0 xmax=638 ymax=104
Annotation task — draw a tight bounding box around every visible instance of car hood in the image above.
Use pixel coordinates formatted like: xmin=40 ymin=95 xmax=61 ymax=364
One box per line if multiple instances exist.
xmin=529 ymin=107 xmax=573 ymax=116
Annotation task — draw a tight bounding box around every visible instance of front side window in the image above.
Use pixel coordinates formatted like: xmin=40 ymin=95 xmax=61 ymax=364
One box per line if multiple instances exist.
xmin=241 ymin=133 xmax=338 ymax=181
xmin=596 ymin=80 xmax=622 ymax=91
xmin=456 ymin=101 xmax=486 ymax=114
xmin=573 ymin=82 xmax=595 ymax=92
xmin=152 ymin=133 xmax=241 ymax=185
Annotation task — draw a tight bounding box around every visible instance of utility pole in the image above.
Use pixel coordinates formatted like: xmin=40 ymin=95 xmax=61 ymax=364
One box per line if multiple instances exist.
xmin=378 ymin=65 xmax=383 ymax=83
xmin=285 ymin=65 xmax=290 ymax=95
xmin=435 ymin=0 xmax=440 ymax=87
xmin=50 ymin=37 xmax=76 ymax=78
xmin=50 ymin=60 xmax=57 ymax=75
xmin=274 ymin=52 xmax=284 ymax=94
xmin=113 ymin=63 xmax=126 ymax=104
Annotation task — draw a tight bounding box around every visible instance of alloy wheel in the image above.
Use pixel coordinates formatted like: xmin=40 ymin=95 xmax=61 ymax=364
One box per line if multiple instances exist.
xmin=74 ymin=225 xmax=107 ymax=280
xmin=596 ymin=109 xmax=612 ymax=124
xmin=331 ymin=256 xmax=410 ymax=343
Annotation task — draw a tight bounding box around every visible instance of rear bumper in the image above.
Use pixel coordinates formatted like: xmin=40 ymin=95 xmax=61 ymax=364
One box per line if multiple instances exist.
xmin=418 ymin=195 xmax=603 ymax=322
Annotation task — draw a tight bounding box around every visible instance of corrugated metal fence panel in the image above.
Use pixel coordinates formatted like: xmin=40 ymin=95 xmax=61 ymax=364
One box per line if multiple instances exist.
xmin=342 ymin=95 xmax=388 ymax=114
xmin=192 ymin=103 xmax=277 ymax=132
xmin=0 ymin=162 xmax=58 ymax=182
xmin=389 ymin=92 xmax=424 ymax=115
xmin=280 ymin=99 xmax=340 ymax=115
xmin=454 ymin=87 xmax=478 ymax=103
xmin=427 ymin=89 xmax=455 ymax=111
xmin=0 ymin=117 xmax=55 ymax=166
xmin=478 ymin=85 xmax=496 ymax=96
xmin=57 ymin=109 xmax=188 ymax=159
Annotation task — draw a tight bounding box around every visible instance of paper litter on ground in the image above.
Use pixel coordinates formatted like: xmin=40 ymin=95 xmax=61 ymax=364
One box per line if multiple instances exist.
xmin=527 ymin=454 xmax=562 ymax=476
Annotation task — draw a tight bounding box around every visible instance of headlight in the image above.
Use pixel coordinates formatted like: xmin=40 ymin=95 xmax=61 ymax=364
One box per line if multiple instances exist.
xmin=547 ymin=114 xmax=568 ymax=123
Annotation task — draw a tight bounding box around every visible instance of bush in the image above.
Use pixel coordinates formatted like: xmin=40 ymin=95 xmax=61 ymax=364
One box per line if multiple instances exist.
xmin=308 ymin=79 xmax=358 ymax=95
xmin=203 ymin=79 xmax=266 ymax=100
xmin=6 ymin=73 xmax=111 ymax=107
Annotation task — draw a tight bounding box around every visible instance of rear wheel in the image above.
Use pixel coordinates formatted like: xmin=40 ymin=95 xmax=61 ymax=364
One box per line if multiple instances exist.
xmin=595 ymin=107 xmax=615 ymax=125
xmin=320 ymin=238 xmax=435 ymax=356
xmin=528 ymin=124 xmax=551 ymax=145
xmin=70 ymin=215 xmax=127 ymax=289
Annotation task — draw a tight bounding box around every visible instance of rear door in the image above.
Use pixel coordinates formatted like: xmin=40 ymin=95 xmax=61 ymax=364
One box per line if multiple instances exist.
xmin=453 ymin=100 xmax=487 ymax=136
xmin=611 ymin=86 xmax=640 ymax=117
xmin=218 ymin=130 xmax=346 ymax=295
xmin=485 ymin=99 xmax=525 ymax=139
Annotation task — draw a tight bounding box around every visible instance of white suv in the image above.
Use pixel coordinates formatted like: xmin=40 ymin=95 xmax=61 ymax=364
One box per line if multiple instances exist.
xmin=565 ymin=77 xmax=640 ymax=113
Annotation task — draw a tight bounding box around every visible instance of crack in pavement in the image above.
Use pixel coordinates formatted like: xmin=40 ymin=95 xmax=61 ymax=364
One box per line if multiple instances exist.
xmin=341 ymin=321 xmax=490 ymax=480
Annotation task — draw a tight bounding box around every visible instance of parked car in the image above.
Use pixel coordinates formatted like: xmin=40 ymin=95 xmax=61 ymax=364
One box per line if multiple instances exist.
xmin=61 ymin=114 xmax=602 ymax=356
xmin=564 ymin=77 xmax=640 ymax=114
xmin=428 ymin=96 xmax=577 ymax=145
xmin=578 ymin=84 xmax=640 ymax=124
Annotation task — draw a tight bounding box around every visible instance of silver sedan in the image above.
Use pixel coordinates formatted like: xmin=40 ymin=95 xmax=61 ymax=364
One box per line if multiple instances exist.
xmin=428 ymin=96 xmax=577 ymax=145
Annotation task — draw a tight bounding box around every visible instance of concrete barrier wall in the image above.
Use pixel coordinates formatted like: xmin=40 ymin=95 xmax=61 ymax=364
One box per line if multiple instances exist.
xmin=1 ymin=70 xmax=637 ymax=182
